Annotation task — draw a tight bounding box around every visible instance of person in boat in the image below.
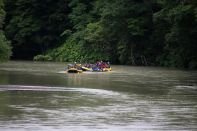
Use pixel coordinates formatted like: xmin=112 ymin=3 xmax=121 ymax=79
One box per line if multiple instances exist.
xmin=67 ymin=62 xmax=81 ymax=69
xmin=74 ymin=62 xmax=83 ymax=70
xmin=100 ymin=61 xmax=108 ymax=71
xmin=67 ymin=63 xmax=74 ymax=69
xmin=73 ymin=62 xmax=77 ymax=68
xmin=107 ymin=61 xmax=110 ymax=68
xmin=100 ymin=61 xmax=105 ymax=69
xmin=104 ymin=62 xmax=109 ymax=68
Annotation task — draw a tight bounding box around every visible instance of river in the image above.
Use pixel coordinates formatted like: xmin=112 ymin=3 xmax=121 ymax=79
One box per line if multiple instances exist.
xmin=0 ymin=61 xmax=197 ymax=131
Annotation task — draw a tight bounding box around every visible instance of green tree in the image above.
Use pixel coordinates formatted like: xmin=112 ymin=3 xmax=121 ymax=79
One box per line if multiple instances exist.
xmin=152 ymin=0 xmax=197 ymax=68
xmin=3 ymin=0 xmax=197 ymax=68
xmin=0 ymin=0 xmax=11 ymax=61
xmin=90 ymin=0 xmax=152 ymax=64
xmin=49 ymin=0 xmax=109 ymax=62
xmin=4 ymin=0 xmax=69 ymax=59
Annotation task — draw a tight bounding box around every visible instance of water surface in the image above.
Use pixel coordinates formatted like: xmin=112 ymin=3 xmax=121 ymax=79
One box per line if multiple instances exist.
xmin=0 ymin=61 xmax=197 ymax=131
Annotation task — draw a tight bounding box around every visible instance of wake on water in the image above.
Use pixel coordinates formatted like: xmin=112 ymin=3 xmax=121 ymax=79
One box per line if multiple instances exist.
xmin=0 ymin=85 xmax=122 ymax=97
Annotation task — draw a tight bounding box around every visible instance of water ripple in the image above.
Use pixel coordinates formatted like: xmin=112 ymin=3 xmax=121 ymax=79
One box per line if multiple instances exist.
xmin=0 ymin=85 xmax=122 ymax=97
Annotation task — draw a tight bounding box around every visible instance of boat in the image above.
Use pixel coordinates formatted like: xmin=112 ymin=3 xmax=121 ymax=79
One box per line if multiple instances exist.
xmin=92 ymin=67 xmax=112 ymax=72
xmin=102 ymin=67 xmax=112 ymax=71
xmin=66 ymin=62 xmax=111 ymax=73
xmin=67 ymin=63 xmax=83 ymax=73
xmin=92 ymin=67 xmax=102 ymax=72
xmin=67 ymin=68 xmax=83 ymax=73
xmin=81 ymin=66 xmax=92 ymax=71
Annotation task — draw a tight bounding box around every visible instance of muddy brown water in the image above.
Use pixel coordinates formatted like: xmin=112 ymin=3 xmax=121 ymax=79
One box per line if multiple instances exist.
xmin=0 ymin=61 xmax=197 ymax=131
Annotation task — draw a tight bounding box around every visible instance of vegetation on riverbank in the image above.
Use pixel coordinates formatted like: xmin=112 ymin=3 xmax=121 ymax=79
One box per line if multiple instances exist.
xmin=1 ymin=0 xmax=197 ymax=68
xmin=0 ymin=0 xmax=11 ymax=61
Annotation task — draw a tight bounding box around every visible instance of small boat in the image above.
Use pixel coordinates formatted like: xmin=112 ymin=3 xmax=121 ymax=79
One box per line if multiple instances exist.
xmin=81 ymin=66 xmax=92 ymax=71
xmin=92 ymin=67 xmax=102 ymax=72
xmin=66 ymin=62 xmax=111 ymax=73
xmin=102 ymin=67 xmax=112 ymax=71
xmin=67 ymin=68 xmax=83 ymax=73
xmin=92 ymin=67 xmax=112 ymax=72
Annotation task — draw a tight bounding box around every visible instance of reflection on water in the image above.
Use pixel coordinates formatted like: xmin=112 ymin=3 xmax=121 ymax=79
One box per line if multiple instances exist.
xmin=0 ymin=61 xmax=197 ymax=131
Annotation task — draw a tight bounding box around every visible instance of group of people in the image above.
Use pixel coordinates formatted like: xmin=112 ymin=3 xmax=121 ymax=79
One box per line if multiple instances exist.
xmin=95 ymin=61 xmax=110 ymax=69
xmin=67 ymin=62 xmax=81 ymax=70
xmin=83 ymin=61 xmax=110 ymax=69
xmin=68 ymin=61 xmax=110 ymax=71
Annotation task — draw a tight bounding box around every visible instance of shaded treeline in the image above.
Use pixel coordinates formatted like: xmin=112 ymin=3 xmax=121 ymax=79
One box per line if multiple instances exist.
xmin=0 ymin=0 xmax=11 ymax=61
xmin=4 ymin=0 xmax=69 ymax=59
xmin=1 ymin=0 xmax=197 ymax=68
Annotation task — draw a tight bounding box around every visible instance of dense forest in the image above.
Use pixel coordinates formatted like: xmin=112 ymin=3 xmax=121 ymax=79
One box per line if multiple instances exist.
xmin=0 ymin=0 xmax=11 ymax=61
xmin=0 ymin=0 xmax=197 ymax=68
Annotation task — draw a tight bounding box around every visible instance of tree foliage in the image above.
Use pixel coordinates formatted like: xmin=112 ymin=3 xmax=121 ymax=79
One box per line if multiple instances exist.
xmin=3 ymin=0 xmax=197 ymax=68
xmin=0 ymin=0 xmax=11 ymax=61
xmin=4 ymin=0 xmax=69 ymax=59
xmin=151 ymin=0 xmax=197 ymax=68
